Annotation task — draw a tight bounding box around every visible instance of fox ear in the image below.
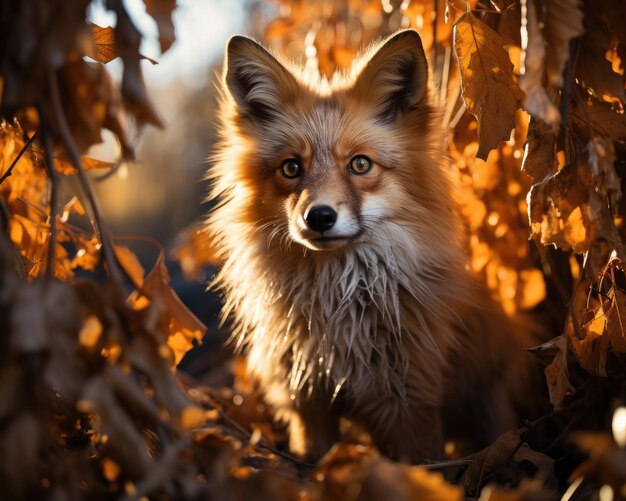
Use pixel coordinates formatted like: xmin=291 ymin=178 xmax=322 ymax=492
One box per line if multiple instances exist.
xmin=224 ymin=35 xmax=299 ymax=122
xmin=352 ymin=30 xmax=429 ymax=122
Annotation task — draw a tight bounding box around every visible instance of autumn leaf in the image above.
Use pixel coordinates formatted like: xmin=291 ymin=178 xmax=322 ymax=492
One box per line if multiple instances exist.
xmin=128 ymin=249 xmax=205 ymax=364
xmin=143 ymin=0 xmax=177 ymax=54
xmin=521 ymin=118 xmax=557 ymax=180
xmin=90 ymin=24 xmax=158 ymax=65
xmin=464 ymin=429 xmax=521 ymax=494
xmin=575 ymin=4 xmax=625 ymax=106
xmin=519 ymin=0 xmax=561 ymax=127
xmin=598 ymin=0 xmax=626 ymax=85
xmin=571 ymin=259 xmax=626 ymax=377
xmin=91 ymin=24 xmax=118 ymax=64
xmin=543 ymin=0 xmax=585 ymax=89
xmin=528 ymin=139 xmax=620 ymax=254
xmin=315 ymin=444 xmax=462 ymax=501
xmin=454 ymin=12 xmax=524 ymax=160
xmin=528 ymin=335 xmax=572 ymax=409
xmin=571 ymin=95 xmax=626 ymax=144
xmin=172 ymin=223 xmax=221 ymax=281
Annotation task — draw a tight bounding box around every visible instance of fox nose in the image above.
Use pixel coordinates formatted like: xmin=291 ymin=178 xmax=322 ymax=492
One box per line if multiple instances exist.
xmin=304 ymin=205 xmax=337 ymax=233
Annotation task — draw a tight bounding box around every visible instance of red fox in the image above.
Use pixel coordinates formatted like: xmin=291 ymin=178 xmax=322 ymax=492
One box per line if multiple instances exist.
xmin=208 ymin=30 xmax=536 ymax=462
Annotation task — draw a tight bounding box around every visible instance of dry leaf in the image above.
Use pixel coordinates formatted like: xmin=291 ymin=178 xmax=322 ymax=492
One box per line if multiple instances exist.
xmin=529 ymin=335 xmax=572 ymax=410
xmin=521 ymin=118 xmax=556 ymax=180
xmin=130 ymin=250 xmax=205 ymax=364
xmin=528 ymin=140 xmax=620 ymax=254
xmin=543 ymin=0 xmax=585 ymax=89
xmin=91 ymin=24 xmax=118 ymax=64
xmin=519 ymin=0 xmax=560 ymax=127
xmin=454 ymin=12 xmax=524 ymax=160
xmin=464 ymin=429 xmax=521 ymax=494
xmin=143 ymin=0 xmax=177 ymax=54
xmin=575 ymin=6 xmax=626 ymax=106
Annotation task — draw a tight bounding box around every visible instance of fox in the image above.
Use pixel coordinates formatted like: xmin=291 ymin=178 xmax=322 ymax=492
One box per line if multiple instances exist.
xmin=207 ymin=29 xmax=537 ymax=462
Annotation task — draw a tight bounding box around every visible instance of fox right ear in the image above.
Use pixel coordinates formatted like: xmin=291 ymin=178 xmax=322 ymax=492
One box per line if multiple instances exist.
xmin=351 ymin=30 xmax=429 ymax=123
xmin=224 ymin=36 xmax=299 ymax=122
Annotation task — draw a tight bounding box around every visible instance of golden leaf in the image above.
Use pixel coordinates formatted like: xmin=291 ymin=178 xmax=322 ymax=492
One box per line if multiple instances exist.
xmin=543 ymin=0 xmax=584 ymax=89
xmin=454 ymin=12 xmax=524 ymax=160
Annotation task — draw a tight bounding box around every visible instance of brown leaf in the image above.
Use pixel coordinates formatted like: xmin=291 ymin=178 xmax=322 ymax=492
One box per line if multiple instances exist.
xmin=114 ymin=244 xmax=145 ymax=289
xmin=454 ymin=12 xmax=524 ymax=160
xmin=79 ymin=376 xmax=154 ymax=480
xmin=521 ymin=118 xmax=557 ymax=180
xmin=143 ymin=0 xmax=177 ymax=54
xmin=171 ymin=224 xmax=221 ymax=281
xmin=572 ymin=259 xmax=626 ymax=377
xmin=315 ymin=444 xmax=462 ymax=501
xmin=110 ymin=0 xmax=164 ymax=129
xmin=512 ymin=443 xmax=555 ymax=479
xmin=90 ymin=24 xmax=159 ymax=65
xmin=542 ymin=0 xmax=585 ymax=89
xmin=91 ymin=24 xmax=118 ymax=64
xmin=0 ymin=0 xmax=92 ymax=112
xmin=519 ymin=0 xmax=560 ymax=127
xmin=57 ymin=58 xmax=132 ymax=158
xmin=571 ymin=95 xmax=626 ymax=144
xmin=528 ymin=140 xmax=620 ymax=254
xmin=464 ymin=429 xmax=521 ymax=494
xmin=598 ymin=0 xmax=626 ymax=85
xmin=130 ymin=250 xmax=205 ymax=365
xmin=575 ymin=6 xmax=626 ymax=106
xmin=528 ymin=335 xmax=572 ymax=409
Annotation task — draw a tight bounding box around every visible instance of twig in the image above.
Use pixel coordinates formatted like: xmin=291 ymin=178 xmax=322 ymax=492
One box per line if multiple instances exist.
xmin=216 ymin=408 xmax=317 ymax=470
xmin=420 ymin=457 xmax=474 ymax=470
xmin=94 ymin=160 xmax=123 ymax=182
xmin=47 ymin=71 xmax=126 ymax=292
xmin=198 ymin=387 xmax=316 ymax=470
xmin=37 ymin=104 xmax=59 ymax=279
xmin=0 ymin=130 xmax=38 ymax=185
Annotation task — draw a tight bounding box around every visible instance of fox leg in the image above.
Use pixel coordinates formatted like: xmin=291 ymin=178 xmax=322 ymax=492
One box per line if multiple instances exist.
xmin=365 ymin=403 xmax=445 ymax=463
xmin=287 ymin=402 xmax=340 ymax=459
xmin=264 ymin=379 xmax=339 ymax=459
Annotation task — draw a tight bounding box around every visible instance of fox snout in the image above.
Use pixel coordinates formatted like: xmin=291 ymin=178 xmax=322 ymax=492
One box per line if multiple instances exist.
xmin=289 ymin=187 xmax=364 ymax=251
xmin=304 ymin=205 xmax=337 ymax=233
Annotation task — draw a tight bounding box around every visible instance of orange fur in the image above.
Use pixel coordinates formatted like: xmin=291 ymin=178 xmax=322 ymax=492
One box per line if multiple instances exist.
xmin=207 ymin=30 xmax=535 ymax=462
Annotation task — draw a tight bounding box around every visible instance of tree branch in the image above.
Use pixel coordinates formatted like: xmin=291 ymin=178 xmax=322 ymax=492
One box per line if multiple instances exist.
xmin=0 ymin=130 xmax=38 ymax=185
xmin=36 ymin=104 xmax=59 ymax=279
xmin=47 ymin=71 xmax=125 ymax=292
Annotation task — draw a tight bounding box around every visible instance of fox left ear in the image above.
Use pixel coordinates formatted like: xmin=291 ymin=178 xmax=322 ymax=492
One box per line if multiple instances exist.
xmin=223 ymin=35 xmax=300 ymax=123
xmin=351 ymin=30 xmax=429 ymax=122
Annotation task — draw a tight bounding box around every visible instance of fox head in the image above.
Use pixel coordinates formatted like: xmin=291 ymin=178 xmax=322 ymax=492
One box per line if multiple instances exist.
xmin=211 ymin=30 xmax=457 ymax=257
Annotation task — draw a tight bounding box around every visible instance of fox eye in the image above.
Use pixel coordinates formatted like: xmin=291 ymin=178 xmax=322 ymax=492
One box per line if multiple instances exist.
xmin=280 ymin=159 xmax=302 ymax=179
xmin=349 ymin=155 xmax=372 ymax=175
